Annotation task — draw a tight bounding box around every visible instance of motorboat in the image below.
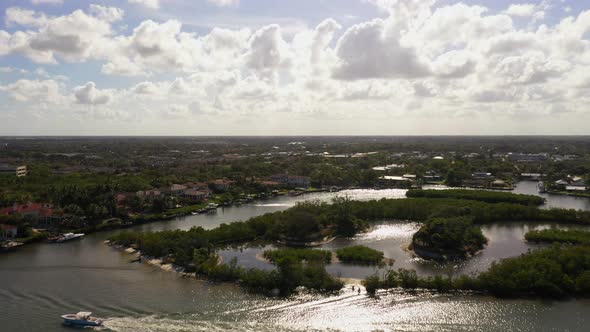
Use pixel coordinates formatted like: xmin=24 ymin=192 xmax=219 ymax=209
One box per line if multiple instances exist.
xmin=61 ymin=312 xmax=103 ymax=327
xmin=537 ymin=181 xmax=547 ymax=193
xmin=56 ymin=233 xmax=84 ymax=243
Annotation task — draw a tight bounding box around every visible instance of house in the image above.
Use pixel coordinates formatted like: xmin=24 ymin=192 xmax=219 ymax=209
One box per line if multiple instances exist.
xmin=285 ymin=175 xmax=310 ymax=188
xmin=182 ymin=189 xmax=208 ymax=202
xmin=0 ymin=203 xmax=62 ymax=224
xmin=269 ymin=174 xmax=310 ymax=188
xmin=0 ymin=165 xmax=27 ymax=177
xmin=257 ymin=180 xmax=281 ymax=188
xmin=507 ymin=153 xmax=549 ymax=162
xmin=210 ymin=179 xmax=233 ymax=191
xmin=136 ymin=190 xmax=162 ymax=199
xmin=0 ymin=224 xmax=18 ymax=240
xmin=169 ymin=184 xmax=188 ymax=195
xmin=183 ymin=182 xmax=211 ymax=197
xmin=553 ymin=176 xmax=587 ymax=191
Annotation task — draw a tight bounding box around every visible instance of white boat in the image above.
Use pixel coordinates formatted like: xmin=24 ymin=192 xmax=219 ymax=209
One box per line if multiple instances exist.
xmin=56 ymin=233 xmax=84 ymax=243
xmin=61 ymin=312 xmax=103 ymax=327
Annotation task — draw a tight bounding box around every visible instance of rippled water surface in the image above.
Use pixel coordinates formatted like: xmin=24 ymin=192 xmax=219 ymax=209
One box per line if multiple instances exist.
xmin=2 ymin=182 xmax=590 ymax=332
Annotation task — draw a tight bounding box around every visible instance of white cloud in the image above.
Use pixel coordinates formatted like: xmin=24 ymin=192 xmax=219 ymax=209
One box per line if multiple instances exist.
xmin=102 ymin=57 xmax=148 ymax=76
xmin=504 ymin=3 xmax=536 ymax=17
xmin=207 ymin=0 xmax=240 ymax=7
xmin=74 ymin=82 xmax=112 ymax=105
xmin=89 ymin=5 xmax=124 ymax=23
xmin=128 ymin=0 xmax=160 ymax=10
xmin=0 ymin=79 xmax=64 ymax=103
xmin=30 ymin=0 xmax=63 ymax=5
xmin=5 ymin=7 xmax=50 ymax=27
xmin=2 ymin=1 xmax=590 ymax=133
xmin=333 ymin=18 xmax=430 ymax=80
xmin=244 ymin=25 xmax=289 ymax=78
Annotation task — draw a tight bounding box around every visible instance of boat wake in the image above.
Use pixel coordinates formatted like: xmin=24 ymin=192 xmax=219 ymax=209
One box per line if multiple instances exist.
xmin=101 ymin=315 xmax=298 ymax=332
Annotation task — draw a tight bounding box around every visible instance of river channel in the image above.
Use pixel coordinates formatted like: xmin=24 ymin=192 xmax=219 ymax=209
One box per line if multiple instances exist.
xmin=1 ymin=182 xmax=589 ymax=331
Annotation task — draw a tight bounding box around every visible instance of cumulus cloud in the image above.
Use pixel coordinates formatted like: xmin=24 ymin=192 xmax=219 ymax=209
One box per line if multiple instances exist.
xmin=5 ymin=7 xmax=50 ymax=27
xmin=74 ymin=82 xmax=112 ymax=105
xmin=333 ymin=19 xmax=430 ymax=80
xmin=1 ymin=1 xmax=590 ymax=133
xmin=0 ymin=79 xmax=64 ymax=103
xmin=244 ymin=25 xmax=289 ymax=78
xmin=89 ymin=5 xmax=124 ymax=23
xmin=504 ymin=4 xmax=536 ymax=17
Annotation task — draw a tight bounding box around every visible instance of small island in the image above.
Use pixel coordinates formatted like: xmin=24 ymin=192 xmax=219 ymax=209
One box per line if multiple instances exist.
xmin=410 ymin=217 xmax=487 ymax=260
xmin=336 ymin=245 xmax=385 ymax=265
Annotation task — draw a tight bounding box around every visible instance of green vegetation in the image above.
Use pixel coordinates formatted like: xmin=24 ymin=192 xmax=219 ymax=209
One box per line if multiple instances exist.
xmin=364 ymin=245 xmax=590 ymax=299
xmin=109 ymin=195 xmax=590 ymax=296
xmin=335 ymin=245 xmax=384 ymax=265
xmin=406 ymin=189 xmax=544 ymax=206
xmin=193 ymin=247 xmax=342 ymax=296
xmin=263 ymin=248 xmax=332 ymax=264
xmin=525 ymin=229 xmax=590 ymax=245
xmin=411 ymin=217 xmax=487 ymax=259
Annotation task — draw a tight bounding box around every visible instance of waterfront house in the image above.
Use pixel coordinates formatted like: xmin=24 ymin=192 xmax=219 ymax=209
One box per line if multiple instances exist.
xmin=136 ymin=190 xmax=162 ymax=200
xmin=210 ymin=179 xmax=233 ymax=192
xmin=0 ymin=224 xmax=18 ymax=240
xmin=169 ymin=184 xmax=188 ymax=195
xmin=270 ymin=174 xmax=311 ymax=188
xmin=182 ymin=189 xmax=208 ymax=202
xmin=0 ymin=203 xmax=63 ymax=225
xmin=183 ymin=182 xmax=211 ymax=197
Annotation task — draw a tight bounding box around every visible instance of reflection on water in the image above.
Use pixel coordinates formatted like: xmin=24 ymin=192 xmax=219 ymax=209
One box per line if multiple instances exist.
xmin=103 ymin=287 xmax=590 ymax=332
xmin=3 ymin=183 xmax=590 ymax=332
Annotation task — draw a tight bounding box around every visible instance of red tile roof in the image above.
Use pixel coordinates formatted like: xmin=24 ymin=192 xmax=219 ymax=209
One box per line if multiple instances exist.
xmin=0 ymin=203 xmax=57 ymax=217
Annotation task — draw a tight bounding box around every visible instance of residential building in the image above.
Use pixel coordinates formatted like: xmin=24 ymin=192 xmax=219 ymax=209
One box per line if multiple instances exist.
xmin=507 ymin=153 xmax=549 ymax=162
xmin=136 ymin=190 xmax=162 ymax=199
xmin=182 ymin=189 xmax=208 ymax=202
xmin=169 ymin=184 xmax=188 ymax=195
xmin=210 ymin=179 xmax=233 ymax=191
xmin=0 ymin=203 xmax=62 ymax=224
xmin=270 ymin=174 xmax=311 ymax=188
xmin=0 ymin=224 xmax=18 ymax=240
xmin=183 ymin=182 xmax=211 ymax=197
xmin=0 ymin=165 xmax=27 ymax=177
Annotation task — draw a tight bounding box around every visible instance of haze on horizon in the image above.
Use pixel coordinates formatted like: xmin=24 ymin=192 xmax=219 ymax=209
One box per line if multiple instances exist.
xmin=0 ymin=0 xmax=589 ymax=136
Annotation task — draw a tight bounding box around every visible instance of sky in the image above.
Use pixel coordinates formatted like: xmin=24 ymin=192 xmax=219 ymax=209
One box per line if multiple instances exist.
xmin=0 ymin=0 xmax=589 ymax=136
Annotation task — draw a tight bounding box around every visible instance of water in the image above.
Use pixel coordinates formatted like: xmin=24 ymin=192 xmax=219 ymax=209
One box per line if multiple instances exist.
xmin=2 ymin=183 xmax=590 ymax=331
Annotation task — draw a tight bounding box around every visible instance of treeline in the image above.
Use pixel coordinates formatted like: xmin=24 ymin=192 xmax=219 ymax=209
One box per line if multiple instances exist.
xmin=342 ymin=198 xmax=590 ymax=225
xmin=364 ymin=245 xmax=590 ymax=298
xmin=406 ymin=189 xmax=545 ymax=206
xmin=110 ymin=197 xmax=590 ymax=268
xmin=525 ymin=229 xmax=590 ymax=245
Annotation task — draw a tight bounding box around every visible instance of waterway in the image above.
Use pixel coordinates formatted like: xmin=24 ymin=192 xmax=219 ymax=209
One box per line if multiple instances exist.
xmin=1 ymin=182 xmax=590 ymax=331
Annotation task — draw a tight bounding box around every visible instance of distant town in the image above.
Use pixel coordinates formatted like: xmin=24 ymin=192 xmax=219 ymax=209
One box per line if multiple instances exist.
xmin=1 ymin=136 xmax=589 ymax=250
